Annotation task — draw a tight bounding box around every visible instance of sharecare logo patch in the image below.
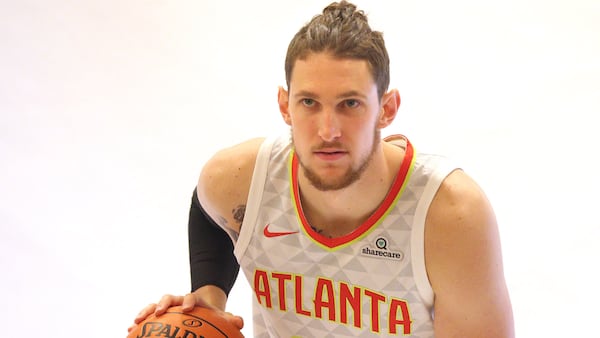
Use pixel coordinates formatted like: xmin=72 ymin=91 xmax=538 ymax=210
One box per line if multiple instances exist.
xmin=361 ymin=237 xmax=404 ymax=260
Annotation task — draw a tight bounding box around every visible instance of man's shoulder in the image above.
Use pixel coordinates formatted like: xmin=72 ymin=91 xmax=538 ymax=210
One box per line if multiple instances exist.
xmin=196 ymin=137 xmax=267 ymax=231
xmin=208 ymin=137 xmax=266 ymax=171
xmin=201 ymin=137 xmax=267 ymax=193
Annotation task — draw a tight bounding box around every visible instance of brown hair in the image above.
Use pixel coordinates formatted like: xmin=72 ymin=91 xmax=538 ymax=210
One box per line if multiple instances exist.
xmin=284 ymin=1 xmax=390 ymax=99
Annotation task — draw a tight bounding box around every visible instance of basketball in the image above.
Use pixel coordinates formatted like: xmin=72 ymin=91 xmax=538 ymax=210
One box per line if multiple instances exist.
xmin=128 ymin=306 xmax=244 ymax=338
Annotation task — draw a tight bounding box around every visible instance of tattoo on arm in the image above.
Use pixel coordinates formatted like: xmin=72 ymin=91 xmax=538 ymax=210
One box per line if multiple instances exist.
xmin=232 ymin=205 xmax=246 ymax=226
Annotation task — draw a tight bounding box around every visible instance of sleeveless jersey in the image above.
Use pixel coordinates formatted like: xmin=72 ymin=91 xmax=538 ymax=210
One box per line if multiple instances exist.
xmin=234 ymin=135 xmax=458 ymax=337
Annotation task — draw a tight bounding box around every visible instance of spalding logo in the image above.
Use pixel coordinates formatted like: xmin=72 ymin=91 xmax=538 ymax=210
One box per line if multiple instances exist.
xmin=134 ymin=311 xmax=231 ymax=338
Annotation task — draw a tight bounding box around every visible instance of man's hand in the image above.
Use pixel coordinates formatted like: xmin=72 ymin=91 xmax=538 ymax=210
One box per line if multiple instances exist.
xmin=127 ymin=286 xmax=243 ymax=335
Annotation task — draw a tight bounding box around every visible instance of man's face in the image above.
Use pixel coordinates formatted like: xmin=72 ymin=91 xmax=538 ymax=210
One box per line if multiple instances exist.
xmin=279 ymin=52 xmax=383 ymax=191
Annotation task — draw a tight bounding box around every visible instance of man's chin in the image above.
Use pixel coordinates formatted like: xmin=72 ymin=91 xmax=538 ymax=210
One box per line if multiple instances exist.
xmin=306 ymin=172 xmax=358 ymax=191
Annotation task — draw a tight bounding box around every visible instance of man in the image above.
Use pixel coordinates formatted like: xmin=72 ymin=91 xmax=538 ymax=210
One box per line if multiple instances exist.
xmin=130 ymin=1 xmax=514 ymax=337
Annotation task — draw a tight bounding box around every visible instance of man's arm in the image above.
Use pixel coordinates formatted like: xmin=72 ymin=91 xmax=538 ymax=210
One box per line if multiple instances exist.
xmin=188 ymin=187 xmax=239 ymax=308
xmin=186 ymin=137 xmax=265 ymax=310
xmin=134 ymin=138 xmax=263 ymax=315
xmin=141 ymin=188 xmax=242 ymax=315
xmin=425 ymin=170 xmax=515 ymax=338
xmin=196 ymin=137 xmax=265 ymax=233
xmin=130 ymin=188 xmax=243 ymax=331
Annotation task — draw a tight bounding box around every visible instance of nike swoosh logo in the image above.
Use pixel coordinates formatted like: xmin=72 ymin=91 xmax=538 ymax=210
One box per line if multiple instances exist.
xmin=263 ymin=224 xmax=299 ymax=238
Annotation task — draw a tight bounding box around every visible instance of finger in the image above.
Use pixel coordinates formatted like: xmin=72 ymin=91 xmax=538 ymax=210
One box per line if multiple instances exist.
xmin=182 ymin=292 xmax=220 ymax=312
xmin=188 ymin=292 xmax=225 ymax=311
xmin=155 ymin=294 xmax=184 ymax=316
xmin=224 ymin=312 xmax=244 ymax=330
xmin=127 ymin=324 xmax=135 ymax=333
xmin=134 ymin=303 xmax=157 ymax=324
xmin=181 ymin=293 xmax=197 ymax=311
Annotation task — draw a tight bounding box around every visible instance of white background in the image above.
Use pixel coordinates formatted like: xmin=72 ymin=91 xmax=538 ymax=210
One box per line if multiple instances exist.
xmin=1 ymin=0 xmax=599 ymax=337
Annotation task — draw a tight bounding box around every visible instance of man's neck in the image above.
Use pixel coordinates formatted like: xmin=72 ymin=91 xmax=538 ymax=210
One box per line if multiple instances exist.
xmin=297 ymin=143 xmax=404 ymax=237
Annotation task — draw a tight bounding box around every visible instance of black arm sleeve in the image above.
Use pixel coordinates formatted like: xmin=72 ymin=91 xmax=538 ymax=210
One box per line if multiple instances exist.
xmin=188 ymin=187 xmax=240 ymax=295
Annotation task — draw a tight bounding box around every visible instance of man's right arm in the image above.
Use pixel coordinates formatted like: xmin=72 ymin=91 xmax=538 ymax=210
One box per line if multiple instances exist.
xmin=196 ymin=137 xmax=265 ymax=233
xmin=183 ymin=137 xmax=265 ymax=313
xmin=129 ymin=138 xmax=264 ymax=334
xmin=129 ymin=190 xmax=242 ymax=333
xmin=158 ymin=191 xmax=240 ymax=324
xmin=188 ymin=187 xmax=239 ymax=309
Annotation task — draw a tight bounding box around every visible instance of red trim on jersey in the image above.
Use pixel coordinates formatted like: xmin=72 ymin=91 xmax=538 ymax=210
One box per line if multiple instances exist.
xmin=290 ymin=135 xmax=415 ymax=249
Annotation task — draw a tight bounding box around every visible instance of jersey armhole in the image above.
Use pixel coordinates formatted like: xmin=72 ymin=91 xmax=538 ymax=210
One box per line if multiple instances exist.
xmin=234 ymin=136 xmax=276 ymax=260
xmin=411 ymin=161 xmax=459 ymax=311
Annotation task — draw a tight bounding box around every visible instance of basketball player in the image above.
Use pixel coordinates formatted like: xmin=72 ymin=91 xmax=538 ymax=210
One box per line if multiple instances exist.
xmin=130 ymin=1 xmax=514 ymax=336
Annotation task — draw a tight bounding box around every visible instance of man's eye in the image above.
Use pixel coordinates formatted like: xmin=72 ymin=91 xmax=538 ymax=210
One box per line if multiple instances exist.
xmin=345 ymin=99 xmax=360 ymax=108
xmin=302 ymin=98 xmax=315 ymax=107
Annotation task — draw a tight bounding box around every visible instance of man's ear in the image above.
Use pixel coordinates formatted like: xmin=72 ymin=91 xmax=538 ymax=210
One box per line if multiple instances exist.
xmin=278 ymin=86 xmax=292 ymax=126
xmin=377 ymin=89 xmax=401 ymax=128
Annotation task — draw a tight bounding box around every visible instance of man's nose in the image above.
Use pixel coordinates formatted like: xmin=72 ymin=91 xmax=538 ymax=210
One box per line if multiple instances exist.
xmin=317 ymin=110 xmax=342 ymax=142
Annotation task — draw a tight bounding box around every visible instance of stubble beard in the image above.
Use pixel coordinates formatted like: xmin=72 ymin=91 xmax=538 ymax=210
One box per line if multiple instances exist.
xmin=293 ymin=128 xmax=381 ymax=192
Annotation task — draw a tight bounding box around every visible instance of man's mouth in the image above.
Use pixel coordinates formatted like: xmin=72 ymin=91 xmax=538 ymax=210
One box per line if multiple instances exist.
xmin=314 ymin=149 xmax=347 ymax=160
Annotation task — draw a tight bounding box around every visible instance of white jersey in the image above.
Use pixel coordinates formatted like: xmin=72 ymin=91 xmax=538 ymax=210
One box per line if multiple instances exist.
xmin=234 ymin=135 xmax=457 ymax=337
